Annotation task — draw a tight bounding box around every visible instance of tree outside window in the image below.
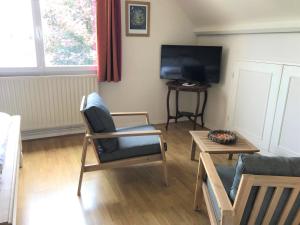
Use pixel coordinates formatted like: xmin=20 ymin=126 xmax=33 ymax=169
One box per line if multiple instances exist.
xmin=41 ymin=0 xmax=96 ymax=66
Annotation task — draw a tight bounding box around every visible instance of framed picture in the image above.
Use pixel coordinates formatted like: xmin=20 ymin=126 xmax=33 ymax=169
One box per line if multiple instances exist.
xmin=126 ymin=1 xmax=150 ymax=37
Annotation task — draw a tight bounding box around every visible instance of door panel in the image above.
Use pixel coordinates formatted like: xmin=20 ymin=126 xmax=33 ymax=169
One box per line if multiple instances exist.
xmin=231 ymin=62 xmax=283 ymax=153
xmin=270 ymin=66 xmax=300 ymax=156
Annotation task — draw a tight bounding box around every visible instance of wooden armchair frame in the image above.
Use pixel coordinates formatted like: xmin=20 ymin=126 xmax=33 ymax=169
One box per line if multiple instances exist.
xmin=77 ymin=96 xmax=168 ymax=196
xmin=194 ymin=153 xmax=300 ymax=225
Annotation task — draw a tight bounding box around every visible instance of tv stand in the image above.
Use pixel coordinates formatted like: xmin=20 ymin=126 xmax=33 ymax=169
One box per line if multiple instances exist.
xmin=166 ymin=81 xmax=209 ymax=130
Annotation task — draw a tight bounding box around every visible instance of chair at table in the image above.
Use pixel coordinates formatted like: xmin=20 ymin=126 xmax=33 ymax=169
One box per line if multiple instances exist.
xmin=77 ymin=92 xmax=168 ymax=196
xmin=194 ymin=153 xmax=300 ymax=225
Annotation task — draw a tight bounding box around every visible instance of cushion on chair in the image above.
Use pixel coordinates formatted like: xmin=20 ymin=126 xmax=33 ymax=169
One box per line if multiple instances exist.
xmin=97 ymin=125 xmax=162 ymax=163
xmin=206 ymin=164 xmax=236 ymax=224
xmin=230 ymin=154 xmax=300 ymax=225
xmin=230 ymin=154 xmax=300 ymax=200
xmin=240 ymin=187 xmax=300 ymax=225
xmin=84 ymin=92 xmax=118 ymax=152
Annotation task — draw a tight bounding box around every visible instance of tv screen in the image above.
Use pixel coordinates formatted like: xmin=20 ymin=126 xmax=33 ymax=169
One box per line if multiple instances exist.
xmin=160 ymin=45 xmax=222 ymax=84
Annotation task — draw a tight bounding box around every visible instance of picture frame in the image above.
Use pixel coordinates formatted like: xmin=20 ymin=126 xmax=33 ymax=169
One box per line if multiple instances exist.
xmin=126 ymin=1 xmax=150 ymax=37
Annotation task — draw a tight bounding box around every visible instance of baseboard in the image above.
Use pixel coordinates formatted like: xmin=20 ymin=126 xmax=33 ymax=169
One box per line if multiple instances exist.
xmin=195 ymin=121 xmax=216 ymax=130
xmin=151 ymin=117 xmax=189 ymax=125
xmin=22 ymin=125 xmax=85 ymax=140
xmin=21 ymin=118 xmax=190 ymax=140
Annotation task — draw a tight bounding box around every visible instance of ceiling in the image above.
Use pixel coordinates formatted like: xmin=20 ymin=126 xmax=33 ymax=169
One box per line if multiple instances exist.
xmin=174 ymin=0 xmax=300 ymax=28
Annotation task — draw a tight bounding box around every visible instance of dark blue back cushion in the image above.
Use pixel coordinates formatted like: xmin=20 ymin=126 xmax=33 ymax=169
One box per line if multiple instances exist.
xmin=230 ymin=154 xmax=300 ymax=225
xmin=84 ymin=92 xmax=118 ymax=152
xmin=230 ymin=154 xmax=300 ymax=200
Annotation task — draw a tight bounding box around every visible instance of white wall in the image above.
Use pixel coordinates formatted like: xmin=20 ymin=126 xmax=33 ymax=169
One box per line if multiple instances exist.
xmin=197 ymin=33 xmax=300 ymax=129
xmin=98 ymin=0 xmax=197 ymax=127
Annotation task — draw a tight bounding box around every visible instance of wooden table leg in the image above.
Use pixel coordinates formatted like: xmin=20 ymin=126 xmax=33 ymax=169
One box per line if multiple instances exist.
xmin=191 ymin=139 xmax=196 ymax=160
xmin=200 ymin=90 xmax=208 ymax=128
xmin=194 ymin=152 xmax=205 ymax=210
xmin=175 ymin=90 xmax=179 ymax=123
xmin=166 ymin=88 xmax=171 ymax=130
xmin=228 ymin=153 xmax=233 ymax=160
xmin=193 ymin=91 xmax=200 ymax=130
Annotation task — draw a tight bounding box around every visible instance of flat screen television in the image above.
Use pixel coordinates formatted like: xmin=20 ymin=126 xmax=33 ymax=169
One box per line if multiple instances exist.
xmin=160 ymin=45 xmax=222 ymax=84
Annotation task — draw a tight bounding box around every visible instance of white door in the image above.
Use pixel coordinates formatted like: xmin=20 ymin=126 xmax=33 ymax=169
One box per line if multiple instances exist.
xmin=230 ymin=61 xmax=283 ymax=153
xmin=270 ymin=65 xmax=300 ymax=156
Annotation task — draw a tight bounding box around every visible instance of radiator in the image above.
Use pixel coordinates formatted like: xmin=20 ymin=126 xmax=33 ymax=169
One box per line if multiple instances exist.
xmin=0 ymin=75 xmax=98 ymax=139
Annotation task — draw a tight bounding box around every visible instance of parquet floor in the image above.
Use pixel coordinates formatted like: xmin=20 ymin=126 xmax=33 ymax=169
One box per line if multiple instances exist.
xmin=18 ymin=122 xmax=236 ymax=225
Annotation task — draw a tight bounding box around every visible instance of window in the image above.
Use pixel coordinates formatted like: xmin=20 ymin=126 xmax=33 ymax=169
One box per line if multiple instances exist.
xmin=0 ymin=1 xmax=36 ymax=67
xmin=40 ymin=0 xmax=96 ymax=66
xmin=0 ymin=0 xmax=96 ymax=75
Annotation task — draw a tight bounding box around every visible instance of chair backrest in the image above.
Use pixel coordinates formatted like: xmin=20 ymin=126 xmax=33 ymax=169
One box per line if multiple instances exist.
xmin=80 ymin=93 xmax=119 ymax=153
xmin=233 ymin=174 xmax=300 ymax=225
xmin=231 ymin=154 xmax=300 ymax=225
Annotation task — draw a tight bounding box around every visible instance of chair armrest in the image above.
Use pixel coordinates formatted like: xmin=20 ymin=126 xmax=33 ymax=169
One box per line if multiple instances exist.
xmin=201 ymin=153 xmax=233 ymax=211
xmin=86 ymin=130 xmax=162 ymax=139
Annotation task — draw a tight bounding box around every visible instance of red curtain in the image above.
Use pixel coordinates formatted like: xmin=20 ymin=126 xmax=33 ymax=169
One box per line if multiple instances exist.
xmin=96 ymin=0 xmax=122 ymax=82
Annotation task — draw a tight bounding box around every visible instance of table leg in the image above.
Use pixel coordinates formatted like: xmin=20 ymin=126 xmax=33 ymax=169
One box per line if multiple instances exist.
xmin=200 ymin=90 xmax=208 ymax=128
xmin=193 ymin=91 xmax=201 ymax=130
xmin=228 ymin=153 xmax=233 ymax=160
xmin=166 ymin=88 xmax=171 ymax=130
xmin=175 ymin=90 xmax=179 ymax=123
xmin=190 ymin=139 xmax=196 ymax=160
xmin=194 ymin=152 xmax=205 ymax=210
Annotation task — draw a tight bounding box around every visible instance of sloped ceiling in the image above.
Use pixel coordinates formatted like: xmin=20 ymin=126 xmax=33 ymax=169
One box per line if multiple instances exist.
xmin=174 ymin=0 xmax=300 ymax=27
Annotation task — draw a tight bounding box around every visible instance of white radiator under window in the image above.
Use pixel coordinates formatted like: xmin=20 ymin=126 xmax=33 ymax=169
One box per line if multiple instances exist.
xmin=0 ymin=75 xmax=97 ymax=139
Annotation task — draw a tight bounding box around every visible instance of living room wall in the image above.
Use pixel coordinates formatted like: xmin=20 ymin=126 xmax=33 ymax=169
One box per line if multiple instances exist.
xmin=98 ymin=0 xmax=197 ymax=127
xmin=197 ymin=32 xmax=300 ymax=130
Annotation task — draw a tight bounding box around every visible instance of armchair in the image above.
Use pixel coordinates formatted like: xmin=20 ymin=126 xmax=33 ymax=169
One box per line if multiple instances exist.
xmin=195 ymin=153 xmax=300 ymax=225
xmin=77 ymin=92 xmax=168 ymax=196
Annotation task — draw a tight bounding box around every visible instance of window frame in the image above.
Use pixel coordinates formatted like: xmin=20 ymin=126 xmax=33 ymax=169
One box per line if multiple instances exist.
xmin=0 ymin=0 xmax=96 ymax=77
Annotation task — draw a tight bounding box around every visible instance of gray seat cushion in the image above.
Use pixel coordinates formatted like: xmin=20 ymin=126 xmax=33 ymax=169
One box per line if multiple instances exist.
xmin=206 ymin=164 xmax=235 ymax=224
xmin=84 ymin=92 xmax=118 ymax=152
xmin=230 ymin=154 xmax=300 ymax=225
xmin=98 ymin=125 xmax=162 ymax=163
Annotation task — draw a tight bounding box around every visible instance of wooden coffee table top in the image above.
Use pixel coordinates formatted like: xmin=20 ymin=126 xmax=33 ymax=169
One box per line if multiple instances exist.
xmin=190 ymin=131 xmax=259 ymax=154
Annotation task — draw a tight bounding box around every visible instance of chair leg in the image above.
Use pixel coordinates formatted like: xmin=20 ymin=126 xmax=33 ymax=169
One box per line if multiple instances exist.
xmin=159 ymin=135 xmax=168 ymax=186
xmin=77 ymin=166 xmax=84 ymax=196
xmin=194 ymin=153 xmax=205 ymax=210
xmin=162 ymin=160 xmax=168 ymax=186
xmin=77 ymin=136 xmax=88 ymax=196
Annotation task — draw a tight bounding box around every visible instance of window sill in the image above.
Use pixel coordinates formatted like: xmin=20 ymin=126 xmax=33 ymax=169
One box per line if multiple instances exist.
xmin=0 ymin=66 xmax=97 ymax=77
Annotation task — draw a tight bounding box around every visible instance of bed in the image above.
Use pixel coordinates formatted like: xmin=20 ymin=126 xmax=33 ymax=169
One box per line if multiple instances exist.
xmin=0 ymin=114 xmax=22 ymax=225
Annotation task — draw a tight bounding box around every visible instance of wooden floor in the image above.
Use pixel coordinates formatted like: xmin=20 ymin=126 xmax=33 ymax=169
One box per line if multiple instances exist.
xmin=18 ymin=122 xmax=236 ymax=225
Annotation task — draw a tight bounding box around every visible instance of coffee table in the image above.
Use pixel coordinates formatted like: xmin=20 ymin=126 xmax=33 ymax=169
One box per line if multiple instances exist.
xmin=190 ymin=131 xmax=259 ymax=160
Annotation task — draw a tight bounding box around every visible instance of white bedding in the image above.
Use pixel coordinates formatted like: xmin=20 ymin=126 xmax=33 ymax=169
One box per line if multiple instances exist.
xmin=0 ymin=112 xmax=12 ymax=173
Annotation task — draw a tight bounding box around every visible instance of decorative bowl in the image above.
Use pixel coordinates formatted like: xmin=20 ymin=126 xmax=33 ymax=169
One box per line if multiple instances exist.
xmin=208 ymin=130 xmax=237 ymax=145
